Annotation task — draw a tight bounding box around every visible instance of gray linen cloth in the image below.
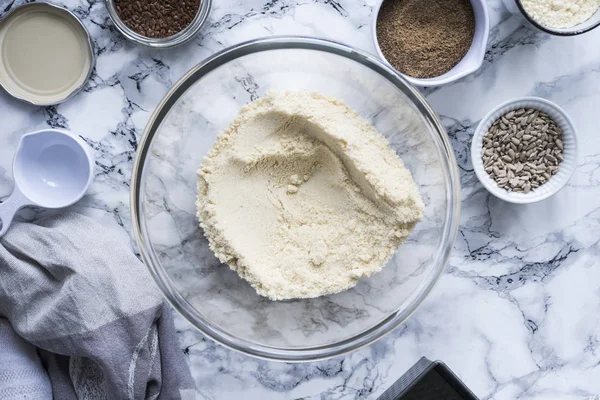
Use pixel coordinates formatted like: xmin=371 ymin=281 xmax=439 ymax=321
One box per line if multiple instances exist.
xmin=0 ymin=213 xmax=195 ymax=399
xmin=0 ymin=318 xmax=52 ymax=399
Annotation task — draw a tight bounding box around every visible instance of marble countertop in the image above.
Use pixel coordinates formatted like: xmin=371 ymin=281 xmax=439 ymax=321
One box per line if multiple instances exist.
xmin=1 ymin=0 xmax=600 ymax=399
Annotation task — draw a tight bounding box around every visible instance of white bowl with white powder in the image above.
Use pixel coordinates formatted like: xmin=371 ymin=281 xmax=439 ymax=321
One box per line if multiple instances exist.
xmin=472 ymin=97 xmax=578 ymax=204
xmin=506 ymin=0 xmax=600 ymax=35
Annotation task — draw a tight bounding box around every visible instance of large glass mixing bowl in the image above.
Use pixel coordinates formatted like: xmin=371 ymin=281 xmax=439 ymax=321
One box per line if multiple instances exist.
xmin=131 ymin=37 xmax=460 ymax=362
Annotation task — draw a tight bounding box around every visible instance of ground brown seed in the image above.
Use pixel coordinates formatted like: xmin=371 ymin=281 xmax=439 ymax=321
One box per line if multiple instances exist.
xmin=376 ymin=0 xmax=475 ymax=78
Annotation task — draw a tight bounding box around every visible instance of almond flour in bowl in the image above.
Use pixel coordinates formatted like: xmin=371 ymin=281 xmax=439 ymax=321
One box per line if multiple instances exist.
xmin=196 ymin=92 xmax=424 ymax=300
xmin=132 ymin=37 xmax=461 ymax=360
xmin=520 ymin=0 xmax=600 ymax=29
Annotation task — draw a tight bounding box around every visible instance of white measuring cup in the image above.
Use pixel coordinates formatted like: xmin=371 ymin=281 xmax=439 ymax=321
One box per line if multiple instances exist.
xmin=0 ymin=129 xmax=94 ymax=236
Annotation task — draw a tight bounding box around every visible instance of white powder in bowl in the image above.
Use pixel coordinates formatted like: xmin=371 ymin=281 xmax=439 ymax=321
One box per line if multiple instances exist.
xmin=196 ymin=92 xmax=424 ymax=300
xmin=521 ymin=0 xmax=600 ymax=28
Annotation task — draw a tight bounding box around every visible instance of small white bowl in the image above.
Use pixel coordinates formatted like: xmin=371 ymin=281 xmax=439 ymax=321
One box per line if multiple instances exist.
xmin=502 ymin=0 xmax=600 ymax=36
xmin=372 ymin=0 xmax=489 ymax=87
xmin=471 ymin=97 xmax=578 ymax=204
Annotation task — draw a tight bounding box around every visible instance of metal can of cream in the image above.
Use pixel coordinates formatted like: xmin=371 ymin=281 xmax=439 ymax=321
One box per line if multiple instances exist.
xmin=0 ymin=2 xmax=95 ymax=106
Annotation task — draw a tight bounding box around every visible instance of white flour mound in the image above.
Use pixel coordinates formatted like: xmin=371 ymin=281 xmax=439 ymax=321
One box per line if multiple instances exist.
xmin=196 ymin=92 xmax=424 ymax=300
xmin=521 ymin=0 xmax=600 ymax=28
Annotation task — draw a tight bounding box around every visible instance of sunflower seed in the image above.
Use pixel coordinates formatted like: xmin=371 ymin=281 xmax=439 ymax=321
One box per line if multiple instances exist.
xmin=516 ymin=163 xmax=524 ymax=173
xmin=480 ymin=108 xmax=564 ymax=193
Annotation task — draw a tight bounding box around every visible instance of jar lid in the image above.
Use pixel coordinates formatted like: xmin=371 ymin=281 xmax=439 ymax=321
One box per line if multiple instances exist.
xmin=0 ymin=3 xmax=94 ymax=106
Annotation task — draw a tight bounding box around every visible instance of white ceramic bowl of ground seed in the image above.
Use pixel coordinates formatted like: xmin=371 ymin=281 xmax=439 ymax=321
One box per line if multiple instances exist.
xmin=372 ymin=0 xmax=489 ymax=87
xmin=472 ymin=97 xmax=578 ymax=204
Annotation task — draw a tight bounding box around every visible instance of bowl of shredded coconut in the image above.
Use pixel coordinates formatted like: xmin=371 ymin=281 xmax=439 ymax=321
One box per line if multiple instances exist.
xmin=511 ymin=0 xmax=600 ymax=35
xmin=131 ymin=37 xmax=460 ymax=361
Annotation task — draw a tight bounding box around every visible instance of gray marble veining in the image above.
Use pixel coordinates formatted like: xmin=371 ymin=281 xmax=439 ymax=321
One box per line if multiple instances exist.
xmin=1 ymin=0 xmax=599 ymax=399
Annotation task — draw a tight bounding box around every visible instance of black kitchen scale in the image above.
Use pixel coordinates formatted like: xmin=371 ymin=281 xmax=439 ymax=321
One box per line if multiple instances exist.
xmin=377 ymin=357 xmax=479 ymax=400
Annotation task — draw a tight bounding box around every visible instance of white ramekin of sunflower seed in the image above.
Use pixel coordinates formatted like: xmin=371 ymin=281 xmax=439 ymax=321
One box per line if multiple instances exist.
xmin=471 ymin=97 xmax=578 ymax=204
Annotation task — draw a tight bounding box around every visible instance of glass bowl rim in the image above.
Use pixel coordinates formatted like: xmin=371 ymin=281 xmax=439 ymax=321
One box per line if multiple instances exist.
xmin=130 ymin=36 xmax=461 ymax=362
